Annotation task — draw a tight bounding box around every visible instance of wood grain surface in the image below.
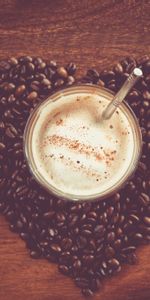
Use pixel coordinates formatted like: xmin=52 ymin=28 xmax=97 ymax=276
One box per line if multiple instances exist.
xmin=0 ymin=0 xmax=150 ymax=299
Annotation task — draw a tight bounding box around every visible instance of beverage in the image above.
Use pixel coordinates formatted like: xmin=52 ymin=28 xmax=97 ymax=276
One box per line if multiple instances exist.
xmin=24 ymin=85 xmax=142 ymax=201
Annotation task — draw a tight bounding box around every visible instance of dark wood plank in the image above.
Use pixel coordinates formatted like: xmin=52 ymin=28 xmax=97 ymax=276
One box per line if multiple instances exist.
xmin=0 ymin=0 xmax=150 ymax=299
xmin=0 ymin=0 xmax=150 ymax=74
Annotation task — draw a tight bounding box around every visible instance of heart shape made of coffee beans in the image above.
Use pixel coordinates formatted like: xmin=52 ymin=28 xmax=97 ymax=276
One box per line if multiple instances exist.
xmin=0 ymin=55 xmax=150 ymax=297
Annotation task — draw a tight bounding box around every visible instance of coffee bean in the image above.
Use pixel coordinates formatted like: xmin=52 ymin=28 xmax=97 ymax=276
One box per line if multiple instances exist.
xmin=90 ymin=278 xmax=101 ymax=291
xmin=67 ymin=76 xmax=75 ymax=86
xmin=0 ymin=142 xmax=6 ymax=152
xmin=30 ymin=250 xmax=41 ymax=259
xmin=126 ymin=253 xmax=138 ymax=264
xmin=121 ymin=246 xmax=136 ymax=254
xmin=30 ymin=80 xmax=40 ymax=91
xmin=143 ymin=217 xmax=150 ymax=226
xmin=0 ymin=121 xmax=5 ymax=132
xmin=105 ymin=246 xmax=115 ymax=259
xmin=100 ymin=70 xmax=115 ymax=81
xmin=76 ymin=236 xmax=87 ymax=249
xmin=107 ymin=231 xmax=116 ymax=243
xmin=50 ymin=244 xmax=61 ymax=254
xmin=0 ymin=60 xmax=11 ymax=72
xmin=143 ymin=60 xmax=150 ymax=75
xmin=113 ymin=63 xmax=123 ymax=74
xmin=94 ymin=225 xmax=105 ymax=237
xmin=82 ymin=288 xmax=94 ymax=297
xmin=57 ymin=67 xmax=68 ymax=79
xmin=4 ymin=82 xmax=15 ymax=93
xmin=108 ymin=258 xmax=120 ymax=270
xmin=9 ymin=57 xmax=18 ymax=66
xmin=61 ymin=238 xmax=72 ymax=250
xmin=58 ymin=264 xmax=70 ymax=275
xmin=137 ymin=55 xmax=149 ymax=66
xmin=68 ymin=214 xmax=79 ymax=227
xmin=83 ymin=255 xmax=94 ymax=265
xmin=75 ymin=277 xmax=89 ymax=288
xmin=43 ymin=211 xmax=55 ymax=220
xmin=15 ymin=85 xmax=26 ymax=96
xmin=47 ymin=60 xmax=57 ymax=69
xmin=66 ymin=63 xmax=76 ymax=75
xmin=54 ymin=78 xmax=64 ymax=87
xmin=5 ymin=124 xmax=18 ymax=138
xmin=27 ymin=91 xmax=38 ymax=101
xmin=133 ymin=233 xmax=144 ymax=243
xmin=87 ymin=69 xmax=99 ymax=81
xmin=41 ymin=78 xmax=51 ymax=87
xmin=59 ymin=252 xmax=71 ymax=265
xmin=73 ymin=259 xmax=82 ymax=270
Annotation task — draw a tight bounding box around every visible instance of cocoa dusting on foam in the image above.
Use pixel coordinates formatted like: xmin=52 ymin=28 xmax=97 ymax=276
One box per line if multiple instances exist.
xmin=42 ymin=134 xmax=117 ymax=164
xmin=45 ymin=152 xmax=103 ymax=181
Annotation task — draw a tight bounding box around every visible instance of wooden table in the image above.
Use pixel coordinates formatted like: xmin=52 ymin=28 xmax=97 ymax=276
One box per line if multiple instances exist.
xmin=0 ymin=1 xmax=150 ymax=299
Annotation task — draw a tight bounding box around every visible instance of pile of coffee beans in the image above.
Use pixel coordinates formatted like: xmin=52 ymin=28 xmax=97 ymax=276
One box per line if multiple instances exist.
xmin=0 ymin=55 xmax=150 ymax=297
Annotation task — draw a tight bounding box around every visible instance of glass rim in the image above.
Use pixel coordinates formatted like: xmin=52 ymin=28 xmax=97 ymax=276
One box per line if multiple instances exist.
xmin=23 ymin=84 xmax=142 ymax=202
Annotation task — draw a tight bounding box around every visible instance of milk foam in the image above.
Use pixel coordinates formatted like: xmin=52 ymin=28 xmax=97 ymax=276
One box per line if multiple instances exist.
xmin=32 ymin=92 xmax=134 ymax=196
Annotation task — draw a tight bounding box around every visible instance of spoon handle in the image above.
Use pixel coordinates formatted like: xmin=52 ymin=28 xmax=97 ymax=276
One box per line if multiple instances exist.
xmin=102 ymin=68 xmax=143 ymax=120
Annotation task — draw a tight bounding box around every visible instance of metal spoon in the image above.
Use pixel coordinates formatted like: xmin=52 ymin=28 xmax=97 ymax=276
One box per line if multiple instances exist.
xmin=102 ymin=68 xmax=143 ymax=120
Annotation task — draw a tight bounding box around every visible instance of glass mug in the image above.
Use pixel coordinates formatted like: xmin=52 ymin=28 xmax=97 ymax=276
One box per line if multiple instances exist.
xmin=24 ymin=85 xmax=142 ymax=202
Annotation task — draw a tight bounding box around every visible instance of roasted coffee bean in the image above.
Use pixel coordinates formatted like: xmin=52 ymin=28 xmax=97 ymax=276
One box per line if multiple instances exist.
xmin=94 ymin=225 xmax=105 ymax=237
xmin=105 ymin=246 xmax=115 ymax=259
xmin=75 ymin=277 xmax=89 ymax=288
xmin=107 ymin=231 xmax=116 ymax=243
xmin=76 ymin=236 xmax=87 ymax=249
xmin=30 ymin=80 xmax=40 ymax=91
xmin=9 ymin=57 xmax=18 ymax=66
xmin=54 ymin=78 xmax=64 ymax=87
xmin=0 ymin=142 xmax=6 ymax=152
xmin=59 ymin=252 xmax=71 ymax=265
xmin=5 ymin=124 xmax=18 ymax=138
xmin=57 ymin=67 xmax=68 ymax=79
xmin=108 ymin=258 xmax=120 ymax=270
xmin=99 ymin=70 xmax=115 ymax=81
xmin=73 ymin=259 xmax=82 ymax=270
xmin=143 ymin=217 xmax=150 ymax=226
xmin=58 ymin=264 xmax=70 ymax=275
xmin=113 ymin=63 xmax=123 ymax=74
xmin=87 ymin=69 xmax=99 ymax=81
xmin=50 ymin=244 xmax=61 ymax=254
xmin=90 ymin=278 xmax=101 ymax=291
xmin=121 ymin=246 xmax=136 ymax=254
xmin=83 ymin=255 xmax=94 ymax=265
xmin=27 ymin=91 xmax=38 ymax=101
xmin=127 ymin=253 xmax=138 ymax=264
xmin=61 ymin=238 xmax=72 ymax=250
xmin=67 ymin=76 xmax=75 ymax=86
xmin=143 ymin=60 xmax=150 ymax=75
xmin=133 ymin=233 xmax=144 ymax=243
xmin=3 ymin=82 xmax=15 ymax=93
xmin=66 ymin=62 xmax=76 ymax=75
xmin=43 ymin=211 xmax=55 ymax=220
xmin=41 ymin=78 xmax=51 ymax=87
xmin=0 ymin=121 xmax=5 ymax=132
xmin=30 ymin=250 xmax=41 ymax=259
xmin=0 ymin=60 xmax=11 ymax=72
xmin=82 ymin=288 xmax=94 ymax=297
xmin=15 ymin=85 xmax=26 ymax=97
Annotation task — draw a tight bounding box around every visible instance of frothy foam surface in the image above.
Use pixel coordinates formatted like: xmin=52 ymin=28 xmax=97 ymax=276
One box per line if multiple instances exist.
xmin=32 ymin=92 xmax=134 ymax=196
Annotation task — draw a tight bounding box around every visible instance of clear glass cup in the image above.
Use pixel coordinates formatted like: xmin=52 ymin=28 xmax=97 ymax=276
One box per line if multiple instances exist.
xmin=23 ymin=84 xmax=142 ymax=202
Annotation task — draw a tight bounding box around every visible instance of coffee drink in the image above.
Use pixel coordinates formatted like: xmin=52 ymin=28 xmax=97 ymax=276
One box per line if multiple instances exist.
xmin=24 ymin=85 xmax=141 ymax=200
